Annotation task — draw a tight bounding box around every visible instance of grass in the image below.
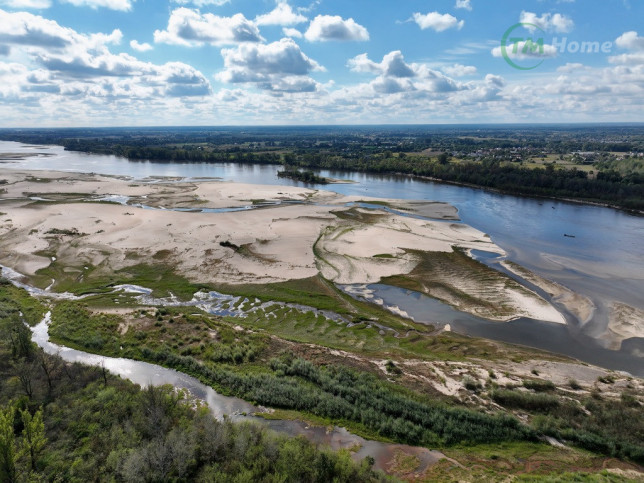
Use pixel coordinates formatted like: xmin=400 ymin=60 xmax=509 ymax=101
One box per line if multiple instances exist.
xmin=431 ymin=442 xmax=639 ymax=483
xmin=0 ymin=279 xmax=47 ymax=325
xmin=33 ymin=261 xmax=205 ymax=300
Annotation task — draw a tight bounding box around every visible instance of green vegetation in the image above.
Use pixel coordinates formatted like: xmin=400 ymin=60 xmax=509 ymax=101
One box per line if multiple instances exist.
xmin=48 ymin=301 xmax=539 ymax=448
xmin=523 ymin=379 xmax=557 ymax=392
xmin=34 ymin=261 xmax=204 ymax=299
xmin=3 ymin=273 xmax=643 ymax=480
xmin=0 ymin=283 xmax=388 ymax=482
xmin=277 ymin=168 xmax=329 ymax=184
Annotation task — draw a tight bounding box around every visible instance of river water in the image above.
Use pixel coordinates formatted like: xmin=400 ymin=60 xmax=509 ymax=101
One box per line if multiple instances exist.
xmin=1 ymin=141 xmax=643 ymax=374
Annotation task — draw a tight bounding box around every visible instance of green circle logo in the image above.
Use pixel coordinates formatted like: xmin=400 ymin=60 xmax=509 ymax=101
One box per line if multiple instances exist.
xmin=501 ymin=23 xmax=547 ymax=70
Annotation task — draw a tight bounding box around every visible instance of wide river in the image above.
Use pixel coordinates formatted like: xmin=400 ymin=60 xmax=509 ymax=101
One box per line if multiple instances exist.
xmin=1 ymin=141 xmax=643 ymax=374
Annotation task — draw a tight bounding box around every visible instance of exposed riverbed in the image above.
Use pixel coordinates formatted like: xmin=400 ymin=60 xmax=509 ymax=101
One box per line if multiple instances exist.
xmin=1 ymin=141 xmax=643 ymax=374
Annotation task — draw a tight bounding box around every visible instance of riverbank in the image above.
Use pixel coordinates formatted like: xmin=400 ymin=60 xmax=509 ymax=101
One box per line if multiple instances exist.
xmin=0 ymin=168 xmax=565 ymax=324
xmin=3 ymin=275 xmax=643 ymax=481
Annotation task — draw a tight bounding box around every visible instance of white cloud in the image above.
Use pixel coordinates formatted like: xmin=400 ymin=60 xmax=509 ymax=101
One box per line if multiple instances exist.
xmin=455 ymin=0 xmax=472 ymax=11
xmin=557 ymin=63 xmax=586 ymax=73
xmin=154 ymin=8 xmax=262 ymax=47
xmin=348 ymin=51 xmax=415 ymax=78
xmin=130 ymin=40 xmax=152 ymax=52
xmin=346 ymin=50 xmax=467 ymax=96
xmin=519 ymin=11 xmax=574 ymax=33
xmin=0 ymin=0 xmax=51 ymax=8
xmin=616 ymin=31 xmax=644 ymax=51
xmin=256 ymin=1 xmax=307 ymax=27
xmin=609 ymin=52 xmax=644 ymax=65
xmin=413 ymin=12 xmax=464 ymax=32
xmin=61 ymin=0 xmax=134 ymax=10
xmin=216 ymin=37 xmax=323 ymax=92
xmin=442 ymin=63 xmax=477 ymax=77
xmin=304 ymin=15 xmax=369 ymax=42
xmin=0 ymin=9 xmax=212 ymax=102
xmin=282 ymin=27 xmax=302 ymax=38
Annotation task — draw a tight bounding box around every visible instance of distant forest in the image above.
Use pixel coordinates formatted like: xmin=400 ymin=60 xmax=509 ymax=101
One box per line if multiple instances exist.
xmin=1 ymin=125 xmax=642 ymax=210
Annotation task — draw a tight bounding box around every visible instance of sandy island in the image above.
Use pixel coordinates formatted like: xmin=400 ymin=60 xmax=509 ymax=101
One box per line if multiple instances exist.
xmin=0 ymin=168 xmax=567 ymax=324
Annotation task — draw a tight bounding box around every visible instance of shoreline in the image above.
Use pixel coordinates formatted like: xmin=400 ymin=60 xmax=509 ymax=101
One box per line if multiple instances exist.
xmin=1 ymin=139 xmax=641 ymax=215
xmin=0 ymin=167 xmax=566 ymax=325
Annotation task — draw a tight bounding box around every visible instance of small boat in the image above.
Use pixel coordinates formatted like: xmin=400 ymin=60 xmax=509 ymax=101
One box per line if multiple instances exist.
xmin=564 ymin=234 xmax=576 ymax=238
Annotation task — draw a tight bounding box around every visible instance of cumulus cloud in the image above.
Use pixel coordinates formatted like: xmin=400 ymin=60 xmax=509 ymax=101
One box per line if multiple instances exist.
xmin=442 ymin=64 xmax=477 ymax=77
xmin=282 ymin=27 xmax=302 ymax=38
xmin=0 ymin=0 xmax=51 ymax=8
xmin=616 ymin=31 xmax=644 ymax=51
xmin=256 ymin=1 xmax=307 ymax=26
xmin=130 ymin=40 xmax=152 ymax=52
xmin=154 ymin=8 xmax=262 ymax=47
xmin=61 ymin=0 xmax=134 ymax=10
xmin=413 ymin=12 xmax=464 ymax=32
xmin=216 ymin=37 xmax=323 ymax=92
xmin=0 ymin=9 xmax=212 ymax=101
xmin=304 ymin=15 xmax=369 ymax=42
xmin=519 ymin=11 xmax=574 ymax=33
xmin=347 ymin=50 xmax=467 ymax=97
xmin=348 ymin=51 xmax=415 ymax=78
xmin=455 ymin=0 xmax=472 ymax=11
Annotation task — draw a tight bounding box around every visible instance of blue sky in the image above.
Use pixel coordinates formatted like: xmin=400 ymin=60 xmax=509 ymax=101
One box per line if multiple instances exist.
xmin=0 ymin=0 xmax=643 ymax=126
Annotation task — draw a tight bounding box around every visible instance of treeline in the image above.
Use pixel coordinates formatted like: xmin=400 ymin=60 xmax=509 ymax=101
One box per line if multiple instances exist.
xmin=59 ymin=140 xmax=644 ymax=210
xmin=0 ymin=281 xmax=388 ymax=482
xmin=287 ymin=155 xmax=644 ymax=210
xmin=64 ymin=140 xmax=283 ymax=165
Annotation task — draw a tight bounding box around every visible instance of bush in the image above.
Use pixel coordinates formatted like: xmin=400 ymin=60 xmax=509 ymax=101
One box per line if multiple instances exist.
xmin=523 ymin=379 xmax=556 ymax=392
xmin=491 ymin=390 xmax=559 ymax=412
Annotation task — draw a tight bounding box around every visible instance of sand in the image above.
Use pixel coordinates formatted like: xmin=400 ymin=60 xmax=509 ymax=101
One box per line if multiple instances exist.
xmin=0 ymin=168 xmax=568 ymax=324
xmin=604 ymin=303 xmax=644 ymax=350
xmin=501 ymin=260 xmax=595 ymax=325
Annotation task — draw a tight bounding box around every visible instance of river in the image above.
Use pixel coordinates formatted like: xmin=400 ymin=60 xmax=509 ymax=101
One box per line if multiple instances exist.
xmin=1 ymin=141 xmax=643 ymax=374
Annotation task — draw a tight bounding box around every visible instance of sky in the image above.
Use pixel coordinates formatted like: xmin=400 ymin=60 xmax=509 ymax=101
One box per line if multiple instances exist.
xmin=0 ymin=0 xmax=643 ymax=127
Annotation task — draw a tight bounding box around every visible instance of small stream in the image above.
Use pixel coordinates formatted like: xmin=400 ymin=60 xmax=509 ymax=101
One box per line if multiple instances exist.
xmin=2 ymin=265 xmax=444 ymax=474
xmin=31 ymin=314 xmax=444 ymax=473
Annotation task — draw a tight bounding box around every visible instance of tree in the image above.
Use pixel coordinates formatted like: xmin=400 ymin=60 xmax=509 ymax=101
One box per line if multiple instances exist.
xmin=37 ymin=352 xmax=61 ymax=397
xmin=19 ymin=408 xmax=46 ymax=472
xmin=14 ymin=360 xmax=36 ymax=400
xmin=0 ymin=406 xmax=17 ymax=483
xmin=6 ymin=316 xmax=32 ymax=360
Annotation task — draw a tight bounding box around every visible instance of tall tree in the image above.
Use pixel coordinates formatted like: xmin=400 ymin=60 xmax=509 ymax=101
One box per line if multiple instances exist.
xmin=20 ymin=408 xmax=46 ymax=472
xmin=0 ymin=406 xmax=17 ymax=482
